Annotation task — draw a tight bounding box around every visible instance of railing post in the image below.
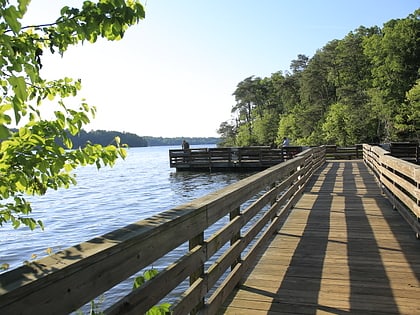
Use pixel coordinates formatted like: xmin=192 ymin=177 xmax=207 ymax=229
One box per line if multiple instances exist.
xmin=207 ymin=148 xmax=212 ymax=172
xmin=230 ymin=207 xmax=241 ymax=270
xmin=189 ymin=232 xmax=204 ymax=314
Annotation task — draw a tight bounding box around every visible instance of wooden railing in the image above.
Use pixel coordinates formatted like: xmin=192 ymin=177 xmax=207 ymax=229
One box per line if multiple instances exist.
xmin=389 ymin=142 xmax=419 ymax=164
xmin=325 ymin=144 xmax=363 ymax=159
xmin=169 ymin=146 xmax=303 ymax=171
xmin=0 ymin=147 xmax=325 ymax=315
xmin=363 ymin=144 xmax=420 ymax=238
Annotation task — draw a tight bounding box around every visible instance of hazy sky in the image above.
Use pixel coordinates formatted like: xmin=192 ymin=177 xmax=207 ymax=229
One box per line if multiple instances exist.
xmin=23 ymin=1 xmax=419 ymax=137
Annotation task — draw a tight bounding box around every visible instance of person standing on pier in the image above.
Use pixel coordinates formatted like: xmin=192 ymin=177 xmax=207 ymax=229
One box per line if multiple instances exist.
xmin=182 ymin=140 xmax=190 ymax=162
xmin=182 ymin=140 xmax=190 ymax=150
xmin=282 ymin=137 xmax=290 ymax=147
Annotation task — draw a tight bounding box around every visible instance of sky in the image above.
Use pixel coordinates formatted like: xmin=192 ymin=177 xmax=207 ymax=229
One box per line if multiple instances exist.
xmin=22 ymin=1 xmax=419 ymax=137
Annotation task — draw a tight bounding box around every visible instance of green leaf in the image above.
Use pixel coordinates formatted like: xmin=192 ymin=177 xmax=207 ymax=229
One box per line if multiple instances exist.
xmin=16 ymin=176 xmax=28 ymax=191
xmin=63 ymin=135 xmax=73 ymax=149
xmin=51 ymin=159 xmax=64 ymax=174
xmin=18 ymin=0 xmax=31 ymax=15
xmin=54 ymin=111 xmax=66 ymax=128
xmin=18 ymin=126 xmax=30 ymax=138
xmin=12 ymin=217 xmax=21 ymax=229
xmin=68 ymin=122 xmax=79 ymax=136
xmin=146 ymin=303 xmax=171 ymax=315
xmin=3 ymin=6 xmax=22 ymax=33
xmin=21 ymin=218 xmax=37 ymax=230
xmin=0 ymin=124 xmax=11 ymax=139
xmin=132 ymin=275 xmax=145 ymax=289
xmin=143 ymin=268 xmax=159 ymax=281
xmin=8 ymin=76 xmax=28 ymax=102
xmin=119 ymin=148 xmax=127 ymax=160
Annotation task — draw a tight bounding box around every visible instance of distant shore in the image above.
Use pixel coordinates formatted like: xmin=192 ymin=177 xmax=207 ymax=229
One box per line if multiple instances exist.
xmin=144 ymin=136 xmax=220 ymax=147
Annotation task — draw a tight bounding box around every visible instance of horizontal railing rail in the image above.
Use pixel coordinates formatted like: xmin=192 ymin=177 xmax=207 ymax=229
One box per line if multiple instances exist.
xmin=324 ymin=144 xmax=363 ymax=159
xmin=389 ymin=141 xmax=419 ymax=164
xmin=363 ymin=144 xmax=420 ymax=239
xmin=0 ymin=147 xmax=325 ymax=315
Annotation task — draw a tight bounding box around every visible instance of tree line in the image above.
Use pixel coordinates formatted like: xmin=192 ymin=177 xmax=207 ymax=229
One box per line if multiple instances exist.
xmin=61 ymin=131 xmax=220 ymax=148
xmin=217 ymin=9 xmax=420 ymax=147
xmin=144 ymin=136 xmax=219 ymax=146
xmin=67 ymin=130 xmax=147 ymax=148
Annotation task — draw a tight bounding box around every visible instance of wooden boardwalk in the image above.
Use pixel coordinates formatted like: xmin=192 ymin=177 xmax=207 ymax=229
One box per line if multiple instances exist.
xmin=219 ymin=160 xmax=420 ymax=315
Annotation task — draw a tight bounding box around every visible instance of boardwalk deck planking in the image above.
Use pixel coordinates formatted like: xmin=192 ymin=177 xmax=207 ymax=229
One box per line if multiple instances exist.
xmin=219 ymin=160 xmax=420 ymax=315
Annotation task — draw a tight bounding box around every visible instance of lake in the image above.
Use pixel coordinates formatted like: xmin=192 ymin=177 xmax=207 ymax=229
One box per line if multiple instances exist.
xmin=0 ymin=145 xmax=254 ymax=311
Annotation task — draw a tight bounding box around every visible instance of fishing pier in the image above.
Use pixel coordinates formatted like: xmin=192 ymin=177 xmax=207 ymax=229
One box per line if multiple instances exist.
xmin=0 ymin=144 xmax=419 ymax=314
xmin=169 ymin=146 xmax=304 ymax=171
xmin=169 ymin=145 xmax=367 ymax=172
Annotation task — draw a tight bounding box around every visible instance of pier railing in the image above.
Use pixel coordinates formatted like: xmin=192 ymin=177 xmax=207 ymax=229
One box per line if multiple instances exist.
xmin=389 ymin=141 xmax=419 ymax=164
xmin=169 ymin=146 xmax=303 ymax=171
xmin=169 ymin=145 xmax=372 ymax=172
xmin=325 ymin=144 xmax=363 ymax=159
xmin=0 ymin=147 xmax=324 ymax=315
xmin=363 ymin=144 xmax=420 ymax=238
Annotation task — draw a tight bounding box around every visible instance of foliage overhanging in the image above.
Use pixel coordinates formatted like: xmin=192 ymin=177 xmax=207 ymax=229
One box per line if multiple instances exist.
xmin=0 ymin=0 xmax=145 ymax=229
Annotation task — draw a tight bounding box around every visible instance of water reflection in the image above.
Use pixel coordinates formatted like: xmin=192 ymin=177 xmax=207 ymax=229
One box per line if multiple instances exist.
xmin=169 ymin=171 xmax=254 ymax=200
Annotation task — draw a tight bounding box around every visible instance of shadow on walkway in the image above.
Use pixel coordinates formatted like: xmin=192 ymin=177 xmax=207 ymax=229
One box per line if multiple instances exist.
xmin=220 ymin=161 xmax=420 ymax=314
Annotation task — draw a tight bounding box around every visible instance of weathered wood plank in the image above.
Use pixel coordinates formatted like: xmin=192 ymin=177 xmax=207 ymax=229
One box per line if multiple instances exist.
xmin=219 ymin=161 xmax=420 ymax=315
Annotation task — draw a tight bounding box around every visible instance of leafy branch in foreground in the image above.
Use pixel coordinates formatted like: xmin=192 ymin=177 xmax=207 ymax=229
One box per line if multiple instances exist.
xmin=133 ymin=269 xmax=171 ymax=315
xmin=0 ymin=0 xmax=145 ymax=229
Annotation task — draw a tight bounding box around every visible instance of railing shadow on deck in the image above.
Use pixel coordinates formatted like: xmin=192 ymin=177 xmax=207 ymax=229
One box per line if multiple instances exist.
xmin=222 ymin=160 xmax=419 ymax=314
xmin=0 ymin=147 xmax=325 ymax=315
xmin=268 ymin=160 xmax=417 ymax=314
xmin=342 ymin=161 xmax=400 ymax=313
xmin=340 ymin=160 xmax=419 ymax=313
xmin=269 ymin=162 xmax=339 ymax=314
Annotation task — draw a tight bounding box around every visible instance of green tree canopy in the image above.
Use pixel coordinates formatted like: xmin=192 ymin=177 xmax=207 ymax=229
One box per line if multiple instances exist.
xmin=220 ymin=9 xmax=419 ymax=147
xmin=363 ymin=10 xmax=420 ymax=140
xmin=0 ymin=0 xmax=145 ymax=229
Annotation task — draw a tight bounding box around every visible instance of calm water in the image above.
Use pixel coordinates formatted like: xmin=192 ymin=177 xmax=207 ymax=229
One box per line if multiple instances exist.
xmin=1 ymin=145 xmax=253 ymax=309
